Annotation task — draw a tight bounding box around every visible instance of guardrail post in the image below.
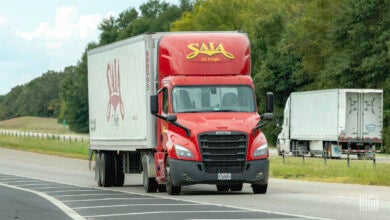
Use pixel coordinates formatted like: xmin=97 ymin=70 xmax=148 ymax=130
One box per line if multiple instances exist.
xmin=373 ymin=145 xmax=376 ymax=169
xmin=347 ymin=142 xmax=351 ymax=168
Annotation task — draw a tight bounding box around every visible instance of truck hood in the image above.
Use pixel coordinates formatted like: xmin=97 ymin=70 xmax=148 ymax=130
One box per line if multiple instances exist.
xmin=176 ymin=112 xmax=260 ymax=135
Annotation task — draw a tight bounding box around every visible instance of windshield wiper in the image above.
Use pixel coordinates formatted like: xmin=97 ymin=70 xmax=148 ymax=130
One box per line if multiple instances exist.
xmin=212 ymin=109 xmax=235 ymax=112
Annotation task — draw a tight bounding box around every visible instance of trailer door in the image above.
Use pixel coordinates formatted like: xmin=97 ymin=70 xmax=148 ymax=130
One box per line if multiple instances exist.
xmin=345 ymin=92 xmax=359 ymax=140
xmin=362 ymin=91 xmax=383 ymax=141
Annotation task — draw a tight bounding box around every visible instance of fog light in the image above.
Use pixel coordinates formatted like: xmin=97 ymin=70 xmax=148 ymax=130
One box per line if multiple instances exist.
xmin=256 ymin=172 xmax=264 ymax=179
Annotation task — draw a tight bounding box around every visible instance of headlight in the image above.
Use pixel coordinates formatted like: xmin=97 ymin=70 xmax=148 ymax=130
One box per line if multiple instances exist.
xmin=254 ymin=143 xmax=268 ymax=157
xmin=174 ymin=144 xmax=193 ymax=158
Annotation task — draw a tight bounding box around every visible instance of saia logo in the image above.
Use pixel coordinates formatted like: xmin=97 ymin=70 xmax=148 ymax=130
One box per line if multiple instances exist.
xmin=186 ymin=42 xmax=235 ymax=61
xmin=106 ymin=59 xmax=125 ymax=124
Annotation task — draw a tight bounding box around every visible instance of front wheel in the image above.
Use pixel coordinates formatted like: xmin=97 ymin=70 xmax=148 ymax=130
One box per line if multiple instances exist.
xmin=142 ymin=159 xmax=158 ymax=193
xmin=166 ymin=160 xmax=181 ymax=195
xmin=252 ymin=184 xmax=267 ymax=194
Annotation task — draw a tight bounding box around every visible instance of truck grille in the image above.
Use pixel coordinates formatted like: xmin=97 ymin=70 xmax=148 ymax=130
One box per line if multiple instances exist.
xmin=198 ymin=132 xmax=247 ymax=173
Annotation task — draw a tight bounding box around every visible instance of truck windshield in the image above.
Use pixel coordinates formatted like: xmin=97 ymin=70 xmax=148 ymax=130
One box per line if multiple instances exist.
xmin=172 ymin=86 xmax=255 ymax=113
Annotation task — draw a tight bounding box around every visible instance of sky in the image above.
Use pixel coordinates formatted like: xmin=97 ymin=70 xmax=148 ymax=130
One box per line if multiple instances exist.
xmin=0 ymin=0 xmax=178 ymax=95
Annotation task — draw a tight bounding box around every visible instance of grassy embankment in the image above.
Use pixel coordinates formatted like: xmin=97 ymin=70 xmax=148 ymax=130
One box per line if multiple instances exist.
xmin=0 ymin=116 xmax=389 ymax=185
xmin=0 ymin=116 xmax=89 ymax=159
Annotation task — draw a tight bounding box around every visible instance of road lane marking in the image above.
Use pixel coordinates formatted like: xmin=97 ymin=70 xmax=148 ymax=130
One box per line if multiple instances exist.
xmin=13 ymin=183 xmax=53 ymax=187
xmin=0 ymin=182 xmax=85 ymax=220
xmin=55 ymin=193 xmax=122 ymax=198
xmin=0 ymin=172 xmax=332 ymax=220
xmin=73 ymin=203 xmax=207 ymax=210
xmin=84 ymin=210 xmax=251 ymax=218
xmin=32 ymin=186 xmax=77 ymax=190
xmin=47 ymin=189 xmax=101 ymax=193
xmin=0 ymin=180 xmax=42 ymax=183
xmin=62 ymin=197 xmax=159 ymax=202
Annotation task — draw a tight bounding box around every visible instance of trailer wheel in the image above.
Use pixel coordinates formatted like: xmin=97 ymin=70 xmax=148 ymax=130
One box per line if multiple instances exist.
xmin=113 ymin=153 xmax=125 ymax=186
xmin=251 ymin=184 xmax=267 ymax=194
xmin=166 ymin=160 xmax=181 ymax=195
xmin=230 ymin=183 xmax=243 ymax=191
xmin=216 ymin=184 xmax=229 ymax=192
xmin=95 ymin=152 xmax=102 ymax=187
xmin=142 ymin=160 xmax=158 ymax=193
xmin=100 ymin=151 xmax=114 ymax=187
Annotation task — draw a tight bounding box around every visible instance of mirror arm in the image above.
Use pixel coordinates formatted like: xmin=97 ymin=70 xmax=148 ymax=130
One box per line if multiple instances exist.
xmin=171 ymin=121 xmax=191 ymax=137
xmin=252 ymin=120 xmax=270 ymax=136
xmin=152 ymin=113 xmax=191 ymax=137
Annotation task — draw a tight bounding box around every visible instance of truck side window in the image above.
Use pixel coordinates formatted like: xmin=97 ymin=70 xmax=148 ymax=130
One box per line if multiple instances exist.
xmin=163 ymin=88 xmax=168 ymax=114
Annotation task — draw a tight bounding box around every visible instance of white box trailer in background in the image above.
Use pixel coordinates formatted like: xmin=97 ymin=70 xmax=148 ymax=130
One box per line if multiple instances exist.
xmin=277 ymin=89 xmax=383 ymax=159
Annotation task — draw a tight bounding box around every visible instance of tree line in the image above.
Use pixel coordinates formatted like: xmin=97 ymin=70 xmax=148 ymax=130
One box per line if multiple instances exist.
xmin=0 ymin=0 xmax=388 ymax=152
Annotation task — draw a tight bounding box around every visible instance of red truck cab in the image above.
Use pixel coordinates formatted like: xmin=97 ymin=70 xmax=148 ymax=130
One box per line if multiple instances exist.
xmin=150 ymin=33 xmax=273 ymax=195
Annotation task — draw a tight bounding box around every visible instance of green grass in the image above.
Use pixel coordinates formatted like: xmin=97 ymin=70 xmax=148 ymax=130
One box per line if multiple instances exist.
xmin=270 ymin=156 xmax=390 ymax=186
xmin=0 ymin=135 xmax=89 ymax=159
xmin=0 ymin=116 xmax=82 ymax=135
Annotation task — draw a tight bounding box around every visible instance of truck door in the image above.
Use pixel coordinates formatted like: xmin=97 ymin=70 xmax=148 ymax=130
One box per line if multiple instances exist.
xmin=345 ymin=92 xmax=359 ymax=140
xmin=362 ymin=91 xmax=383 ymax=141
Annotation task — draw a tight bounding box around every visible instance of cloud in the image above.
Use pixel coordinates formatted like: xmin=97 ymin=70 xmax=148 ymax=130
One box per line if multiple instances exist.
xmin=16 ymin=6 xmax=102 ymax=48
xmin=0 ymin=16 xmax=6 ymax=27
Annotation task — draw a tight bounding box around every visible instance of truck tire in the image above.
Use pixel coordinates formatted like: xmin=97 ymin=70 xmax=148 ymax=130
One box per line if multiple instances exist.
xmin=95 ymin=152 xmax=102 ymax=187
xmin=166 ymin=160 xmax=181 ymax=195
xmin=251 ymin=184 xmax=267 ymax=194
xmin=230 ymin=183 xmax=243 ymax=191
xmin=113 ymin=153 xmax=125 ymax=186
xmin=216 ymin=185 xmax=229 ymax=192
xmin=142 ymin=160 xmax=158 ymax=193
xmin=100 ymin=151 xmax=114 ymax=187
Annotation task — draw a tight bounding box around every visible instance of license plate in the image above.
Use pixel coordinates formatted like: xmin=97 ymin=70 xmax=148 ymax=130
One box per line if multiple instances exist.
xmin=218 ymin=173 xmax=231 ymax=180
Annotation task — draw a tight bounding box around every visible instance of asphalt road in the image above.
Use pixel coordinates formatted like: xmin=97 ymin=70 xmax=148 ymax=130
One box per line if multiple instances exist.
xmin=0 ymin=147 xmax=389 ymax=220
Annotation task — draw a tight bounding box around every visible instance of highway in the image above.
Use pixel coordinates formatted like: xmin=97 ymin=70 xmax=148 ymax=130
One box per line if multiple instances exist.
xmin=0 ymin=147 xmax=389 ymax=220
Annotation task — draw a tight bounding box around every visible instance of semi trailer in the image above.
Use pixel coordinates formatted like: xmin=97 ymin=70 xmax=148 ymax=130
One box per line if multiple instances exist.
xmin=277 ymin=89 xmax=383 ymax=159
xmin=87 ymin=32 xmax=273 ymax=195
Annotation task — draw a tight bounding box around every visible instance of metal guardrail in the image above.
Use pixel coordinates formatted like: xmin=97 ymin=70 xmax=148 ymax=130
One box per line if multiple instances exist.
xmin=0 ymin=129 xmax=89 ymax=143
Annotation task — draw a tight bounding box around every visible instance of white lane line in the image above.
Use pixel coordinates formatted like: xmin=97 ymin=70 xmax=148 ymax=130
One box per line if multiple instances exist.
xmin=73 ymin=203 xmax=207 ymax=210
xmin=32 ymin=186 xmax=76 ymax=190
xmin=62 ymin=197 xmax=158 ymax=203
xmin=0 ymin=178 xmax=25 ymax=181
xmin=84 ymin=210 xmax=250 ymax=218
xmin=1 ymin=180 xmax=42 ymax=183
xmin=0 ymin=182 xmax=85 ymax=220
xmin=13 ymin=183 xmax=53 ymax=187
xmin=47 ymin=189 xmax=100 ymax=194
xmin=55 ymin=193 xmax=121 ymax=198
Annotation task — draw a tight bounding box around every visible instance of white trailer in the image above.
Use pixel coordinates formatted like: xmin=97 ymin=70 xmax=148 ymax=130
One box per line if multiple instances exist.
xmin=277 ymin=89 xmax=383 ymax=159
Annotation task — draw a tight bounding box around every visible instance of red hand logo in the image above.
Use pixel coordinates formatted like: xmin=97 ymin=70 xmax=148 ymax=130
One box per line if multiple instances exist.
xmin=106 ymin=59 xmax=125 ymax=122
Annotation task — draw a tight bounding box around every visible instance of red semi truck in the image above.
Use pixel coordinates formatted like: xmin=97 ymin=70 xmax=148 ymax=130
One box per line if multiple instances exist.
xmin=87 ymin=32 xmax=273 ymax=195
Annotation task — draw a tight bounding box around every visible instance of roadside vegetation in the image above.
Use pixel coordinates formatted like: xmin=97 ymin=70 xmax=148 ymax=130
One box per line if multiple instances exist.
xmin=0 ymin=136 xmax=89 ymax=159
xmin=270 ymin=156 xmax=390 ymax=186
xmin=0 ymin=116 xmax=78 ymax=135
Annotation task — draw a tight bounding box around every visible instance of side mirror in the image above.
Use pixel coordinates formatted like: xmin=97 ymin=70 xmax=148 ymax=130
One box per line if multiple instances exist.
xmin=166 ymin=115 xmax=177 ymax=122
xmin=150 ymin=95 xmax=158 ymax=114
xmin=266 ymin=92 xmax=273 ymax=113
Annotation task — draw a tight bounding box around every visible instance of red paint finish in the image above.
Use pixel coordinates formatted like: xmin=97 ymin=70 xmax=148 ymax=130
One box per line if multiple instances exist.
xmin=158 ymin=33 xmax=250 ymax=82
